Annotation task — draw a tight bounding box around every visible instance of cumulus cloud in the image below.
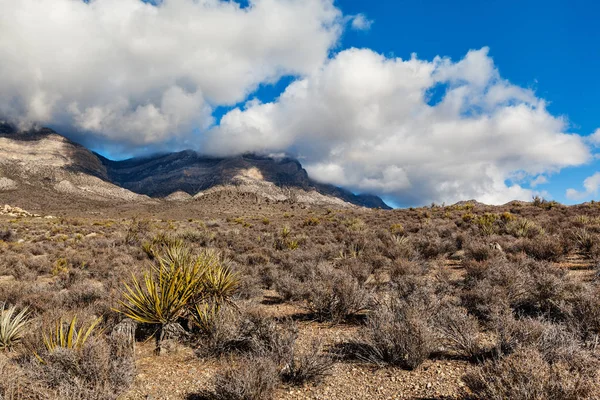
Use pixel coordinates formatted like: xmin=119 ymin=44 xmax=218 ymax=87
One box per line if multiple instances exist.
xmin=349 ymin=14 xmax=373 ymax=31
xmin=0 ymin=0 xmax=342 ymax=144
xmin=205 ymin=47 xmax=591 ymax=205
xmin=530 ymin=175 xmax=548 ymax=188
xmin=566 ymin=172 xmax=600 ymax=201
xmin=0 ymin=1 xmax=593 ymax=206
xmin=587 ymin=128 xmax=600 ymax=146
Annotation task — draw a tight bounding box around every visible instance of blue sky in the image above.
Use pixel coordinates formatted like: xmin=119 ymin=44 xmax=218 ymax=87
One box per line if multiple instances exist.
xmin=343 ymin=0 xmax=600 ymax=205
xmin=2 ymin=0 xmax=599 ymax=206
xmin=247 ymin=0 xmax=600 ymax=205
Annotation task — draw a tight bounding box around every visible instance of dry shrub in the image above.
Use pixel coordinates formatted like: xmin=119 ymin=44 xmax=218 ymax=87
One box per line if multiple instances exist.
xmin=464 ymin=346 xmax=598 ymax=400
xmin=350 ymin=298 xmax=437 ymax=370
xmin=0 ymin=356 xmax=47 ymax=400
xmin=301 ymin=266 xmax=372 ymax=323
xmin=211 ymin=356 xmax=279 ymax=400
xmin=0 ymin=229 xmax=15 ymax=242
xmin=24 ymin=335 xmax=135 ymax=400
xmin=280 ymin=339 xmax=333 ymax=386
xmin=520 ymin=236 xmax=564 ymax=261
xmin=435 ymin=305 xmax=484 ymax=360
xmin=410 ymin=231 xmax=456 ymax=259
xmin=464 ymin=242 xmax=494 ymax=262
xmin=561 ymin=287 xmax=600 ymax=342
xmin=196 ymin=308 xmax=294 ymax=359
xmin=273 ymin=272 xmax=306 ymax=302
xmin=199 ymin=313 xmax=331 ymax=399
xmin=462 ymin=257 xmax=575 ymax=321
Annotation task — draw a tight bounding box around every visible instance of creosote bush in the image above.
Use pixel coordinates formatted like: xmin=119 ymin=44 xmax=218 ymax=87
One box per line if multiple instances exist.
xmin=350 ymin=299 xmax=436 ymax=370
xmin=464 ymin=346 xmax=598 ymax=400
xmin=211 ymin=356 xmax=279 ymax=400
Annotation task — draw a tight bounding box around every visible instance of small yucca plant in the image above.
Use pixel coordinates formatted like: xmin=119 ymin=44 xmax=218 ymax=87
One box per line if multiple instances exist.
xmin=0 ymin=305 xmax=30 ymax=351
xmin=191 ymin=302 xmax=221 ymax=334
xmin=117 ymin=258 xmax=201 ymax=325
xmin=117 ymin=244 xmax=239 ymax=352
xmin=43 ymin=315 xmax=102 ymax=352
xmin=200 ymin=261 xmax=239 ymax=304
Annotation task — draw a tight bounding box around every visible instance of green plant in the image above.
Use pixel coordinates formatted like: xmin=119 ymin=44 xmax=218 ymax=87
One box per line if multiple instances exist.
xmin=507 ymin=218 xmax=543 ymax=238
xmin=573 ymin=228 xmax=595 ymax=253
xmin=117 ymin=247 xmax=206 ymax=325
xmin=42 ymin=316 xmax=102 ymax=352
xmin=51 ymin=258 xmax=68 ymax=276
xmin=117 ymin=244 xmax=239 ymax=352
xmin=390 ymin=223 xmax=404 ymax=235
xmin=0 ymin=305 xmax=29 ymax=350
xmin=475 ymin=213 xmax=499 ymax=235
xmin=303 ymin=217 xmax=320 ymax=227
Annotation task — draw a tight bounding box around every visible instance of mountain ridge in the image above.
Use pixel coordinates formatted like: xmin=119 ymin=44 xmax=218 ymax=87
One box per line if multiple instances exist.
xmin=0 ymin=123 xmax=390 ymax=209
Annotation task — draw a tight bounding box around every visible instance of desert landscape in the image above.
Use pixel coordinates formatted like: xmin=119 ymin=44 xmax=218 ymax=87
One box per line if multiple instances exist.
xmin=0 ymin=127 xmax=600 ymax=399
xmin=2 ymin=1 xmax=600 ymax=399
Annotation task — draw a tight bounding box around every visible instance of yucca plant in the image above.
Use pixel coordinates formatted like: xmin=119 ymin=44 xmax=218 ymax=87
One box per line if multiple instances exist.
xmin=573 ymin=228 xmax=595 ymax=253
xmin=0 ymin=305 xmax=30 ymax=351
xmin=199 ymin=260 xmax=239 ymax=305
xmin=191 ymin=302 xmax=221 ymax=334
xmin=117 ymin=244 xmax=239 ymax=353
xmin=43 ymin=315 xmax=102 ymax=352
xmin=117 ymin=258 xmax=202 ymax=326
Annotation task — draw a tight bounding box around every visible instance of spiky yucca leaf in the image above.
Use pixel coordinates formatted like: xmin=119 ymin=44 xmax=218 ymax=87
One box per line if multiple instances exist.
xmin=42 ymin=316 xmax=102 ymax=352
xmin=117 ymin=246 xmax=211 ymax=324
xmin=191 ymin=302 xmax=221 ymax=334
xmin=117 ymin=264 xmax=200 ymax=324
xmin=200 ymin=261 xmax=239 ymax=305
xmin=0 ymin=305 xmax=30 ymax=350
xmin=117 ymin=244 xmax=239 ymax=330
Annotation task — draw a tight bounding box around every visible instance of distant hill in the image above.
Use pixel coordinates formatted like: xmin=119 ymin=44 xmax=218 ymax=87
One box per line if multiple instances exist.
xmin=0 ymin=123 xmax=390 ymax=209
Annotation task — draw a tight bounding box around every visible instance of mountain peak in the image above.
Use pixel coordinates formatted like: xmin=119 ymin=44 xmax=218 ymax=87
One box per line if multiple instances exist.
xmin=0 ymin=126 xmax=390 ymax=209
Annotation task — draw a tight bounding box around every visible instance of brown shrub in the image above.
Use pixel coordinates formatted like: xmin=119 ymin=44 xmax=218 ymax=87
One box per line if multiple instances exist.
xmin=350 ymin=300 xmax=436 ymax=370
xmin=211 ymin=356 xmax=279 ymax=400
xmin=301 ymin=266 xmax=372 ymax=323
xmin=23 ymin=335 xmax=135 ymax=400
xmin=520 ymin=236 xmax=564 ymax=261
xmin=464 ymin=346 xmax=598 ymax=400
xmin=435 ymin=305 xmax=484 ymax=360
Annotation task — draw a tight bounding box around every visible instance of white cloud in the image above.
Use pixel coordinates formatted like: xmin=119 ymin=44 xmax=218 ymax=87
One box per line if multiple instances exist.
xmin=205 ymin=47 xmax=590 ymax=205
xmin=0 ymin=0 xmax=342 ymax=144
xmin=0 ymin=2 xmax=593 ymax=206
xmin=587 ymin=128 xmax=600 ymax=146
xmin=350 ymin=14 xmax=373 ymax=31
xmin=566 ymin=172 xmax=600 ymax=201
xmin=530 ymin=175 xmax=548 ymax=187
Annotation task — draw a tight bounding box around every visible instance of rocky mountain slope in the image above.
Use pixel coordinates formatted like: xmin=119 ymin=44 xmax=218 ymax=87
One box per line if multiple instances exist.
xmin=0 ymin=123 xmax=390 ymax=209
xmin=0 ymin=123 xmax=150 ymax=203
xmin=99 ymin=152 xmax=390 ymax=209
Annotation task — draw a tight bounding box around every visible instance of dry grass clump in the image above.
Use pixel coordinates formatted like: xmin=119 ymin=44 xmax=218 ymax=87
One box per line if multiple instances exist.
xmin=24 ymin=335 xmax=135 ymax=400
xmin=346 ymin=289 xmax=438 ymax=370
xmin=464 ymin=345 xmax=598 ymax=400
xmin=461 ymin=256 xmax=576 ymax=321
xmin=210 ymin=355 xmax=279 ymax=400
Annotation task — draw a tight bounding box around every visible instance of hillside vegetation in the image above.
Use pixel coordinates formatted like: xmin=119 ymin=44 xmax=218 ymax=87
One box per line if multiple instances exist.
xmin=0 ymin=198 xmax=599 ymax=399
